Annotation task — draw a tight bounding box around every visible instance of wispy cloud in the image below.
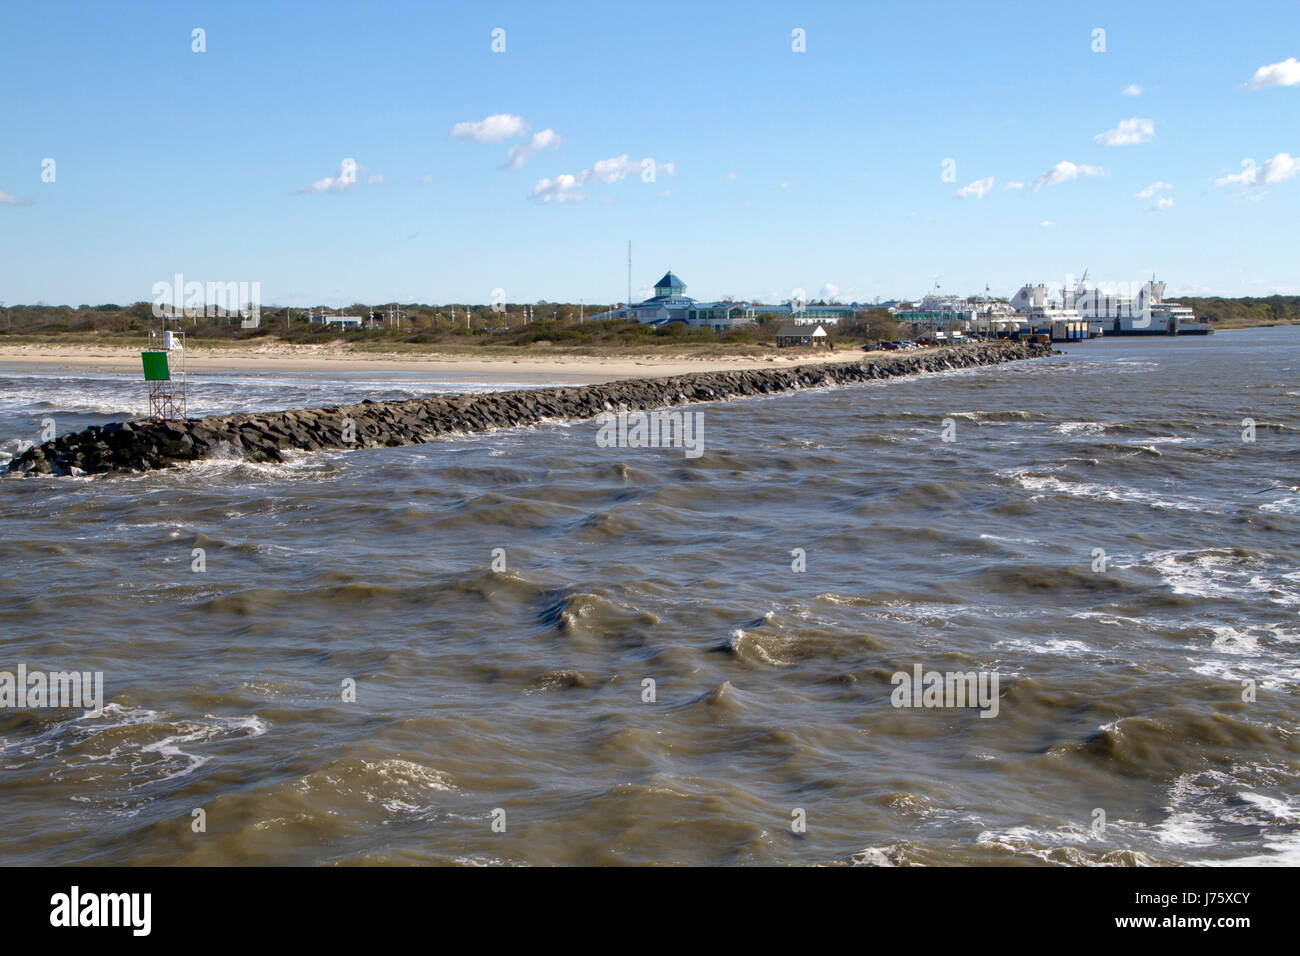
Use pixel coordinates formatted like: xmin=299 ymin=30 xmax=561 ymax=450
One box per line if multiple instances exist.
xmin=1244 ymin=57 xmax=1300 ymax=90
xmin=1215 ymin=152 xmax=1299 ymax=189
xmin=1095 ymin=117 xmax=1154 ymax=146
xmin=503 ymin=129 xmax=562 ymax=169
xmin=453 ymin=114 xmax=566 ymax=170
xmin=531 ymin=173 xmax=587 ymax=204
xmin=450 ymin=113 xmax=528 ymax=143
xmin=1004 ymin=180 xmax=1026 ymax=190
xmin=530 ymin=154 xmax=673 ymax=203
xmin=0 ymin=188 xmax=34 ymax=206
xmin=591 ymin=155 xmax=640 ymax=183
xmin=724 ymin=171 xmax=738 ymax=181
xmin=1121 ymin=84 xmax=1143 ymax=97
xmin=1032 ymin=161 xmax=1104 ymax=190
xmin=1135 ymin=181 xmax=1173 ymax=199
xmin=1039 ymin=220 xmax=1056 ymax=228
xmin=955 ymin=176 xmax=994 ymax=199
xmin=1149 ymin=196 xmax=1174 ymax=211
xmin=295 ymin=159 xmax=376 ymax=195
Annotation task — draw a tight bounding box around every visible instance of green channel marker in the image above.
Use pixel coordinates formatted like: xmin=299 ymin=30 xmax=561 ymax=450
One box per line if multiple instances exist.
xmin=141 ymin=351 xmax=170 ymax=381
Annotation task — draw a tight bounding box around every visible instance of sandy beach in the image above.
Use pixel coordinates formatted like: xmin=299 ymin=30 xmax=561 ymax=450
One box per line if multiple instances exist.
xmin=0 ymin=341 xmax=876 ymax=384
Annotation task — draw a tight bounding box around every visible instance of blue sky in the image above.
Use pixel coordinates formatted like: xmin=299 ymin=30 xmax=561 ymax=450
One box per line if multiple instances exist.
xmin=1 ymin=0 xmax=1297 ymax=307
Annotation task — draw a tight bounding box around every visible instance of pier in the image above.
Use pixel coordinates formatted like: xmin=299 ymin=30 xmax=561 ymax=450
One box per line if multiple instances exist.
xmin=6 ymin=342 xmax=1054 ymax=477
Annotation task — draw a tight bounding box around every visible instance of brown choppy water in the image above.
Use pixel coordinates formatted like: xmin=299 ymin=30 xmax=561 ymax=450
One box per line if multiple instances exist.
xmin=1 ymin=329 xmax=1297 ymax=866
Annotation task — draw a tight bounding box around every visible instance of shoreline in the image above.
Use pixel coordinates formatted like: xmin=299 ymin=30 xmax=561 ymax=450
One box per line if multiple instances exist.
xmin=0 ymin=342 xmax=886 ymax=385
xmin=8 ymin=342 xmax=1055 ymax=477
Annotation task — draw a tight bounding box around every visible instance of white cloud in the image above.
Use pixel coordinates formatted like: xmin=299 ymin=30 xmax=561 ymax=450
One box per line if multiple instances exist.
xmin=504 ymin=128 xmax=562 ymax=169
xmin=1004 ymin=180 xmax=1026 ymax=190
xmin=1244 ymin=57 xmax=1300 ymax=90
xmin=1122 ymin=84 xmax=1143 ymax=96
xmin=778 ymin=180 xmax=790 ymax=189
xmin=1039 ymin=220 xmax=1056 ymax=228
xmin=530 ymin=172 xmax=588 ymax=204
xmin=296 ymin=159 xmax=375 ymax=195
xmin=450 ymin=113 xmax=527 ymax=143
xmin=724 ymin=171 xmax=738 ymax=181
xmin=1032 ymin=161 xmax=1105 ymax=190
xmin=821 ymin=283 xmax=841 ymax=302
xmin=0 ymin=188 xmax=33 ymax=206
xmin=955 ymin=176 xmax=994 ymax=199
xmin=1215 ymin=152 xmax=1300 ymax=188
xmin=1149 ymin=196 xmax=1174 ymax=211
xmin=1095 ymin=117 xmax=1154 ymax=146
xmin=529 ymin=154 xmax=670 ymax=202
xmin=591 ymin=155 xmax=637 ymax=183
xmin=1135 ymin=181 xmax=1173 ymax=199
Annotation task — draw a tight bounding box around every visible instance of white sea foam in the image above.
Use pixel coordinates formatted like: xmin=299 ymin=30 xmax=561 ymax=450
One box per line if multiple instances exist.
xmin=994 ymin=637 xmax=1092 ymax=657
xmin=1007 ymin=471 xmax=1213 ymax=512
xmin=1054 ymin=421 xmax=1105 ymax=435
xmin=1146 ymin=549 xmax=1299 ymax=606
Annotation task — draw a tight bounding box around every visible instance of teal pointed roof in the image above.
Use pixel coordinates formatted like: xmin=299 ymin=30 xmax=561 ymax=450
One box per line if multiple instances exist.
xmin=654 ymin=271 xmax=685 ymax=292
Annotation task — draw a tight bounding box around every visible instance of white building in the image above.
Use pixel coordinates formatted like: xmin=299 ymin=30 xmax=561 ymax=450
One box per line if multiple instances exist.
xmin=588 ymin=272 xmax=757 ymax=330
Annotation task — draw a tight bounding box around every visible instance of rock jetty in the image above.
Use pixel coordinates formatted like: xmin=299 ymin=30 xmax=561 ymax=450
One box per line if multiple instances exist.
xmin=6 ymin=342 xmax=1053 ymax=477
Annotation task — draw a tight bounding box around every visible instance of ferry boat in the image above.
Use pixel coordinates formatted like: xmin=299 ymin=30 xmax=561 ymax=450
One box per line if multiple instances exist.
xmin=1009 ymin=284 xmax=1089 ymax=341
xmin=1068 ymin=275 xmax=1212 ymax=336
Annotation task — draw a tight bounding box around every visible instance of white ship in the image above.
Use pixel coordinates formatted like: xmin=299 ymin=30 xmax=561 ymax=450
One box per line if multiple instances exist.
xmin=1009 ymin=283 xmax=1089 ymax=341
xmin=1067 ymin=273 xmax=1211 ymax=336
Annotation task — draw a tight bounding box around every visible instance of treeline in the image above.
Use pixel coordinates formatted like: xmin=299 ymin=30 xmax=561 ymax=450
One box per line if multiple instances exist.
xmin=1173 ymin=295 xmax=1300 ymax=328
xmin=2 ymin=297 xmax=1297 ymax=341
xmin=0 ymin=302 xmax=906 ymax=347
xmin=0 ymin=301 xmax=609 ymax=338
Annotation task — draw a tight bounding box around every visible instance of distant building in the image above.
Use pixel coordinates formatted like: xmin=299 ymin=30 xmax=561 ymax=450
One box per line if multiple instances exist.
xmin=757 ymin=303 xmax=856 ymax=325
xmin=776 ymin=324 xmax=830 ymax=347
xmin=309 ymin=312 xmax=364 ymax=329
xmin=589 ymin=271 xmax=757 ymax=330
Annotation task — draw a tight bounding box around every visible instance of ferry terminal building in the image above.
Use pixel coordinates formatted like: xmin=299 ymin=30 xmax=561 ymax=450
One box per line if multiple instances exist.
xmin=590 ymin=271 xmax=857 ymax=331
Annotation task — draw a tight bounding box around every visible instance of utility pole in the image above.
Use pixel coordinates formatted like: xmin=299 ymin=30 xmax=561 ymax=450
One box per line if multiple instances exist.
xmin=627 ymin=240 xmax=632 ymax=320
xmin=580 ymin=299 xmax=583 ymax=324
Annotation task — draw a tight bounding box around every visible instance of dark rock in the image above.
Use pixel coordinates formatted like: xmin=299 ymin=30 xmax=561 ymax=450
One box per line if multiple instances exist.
xmin=5 ymin=343 xmax=1055 ymax=477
